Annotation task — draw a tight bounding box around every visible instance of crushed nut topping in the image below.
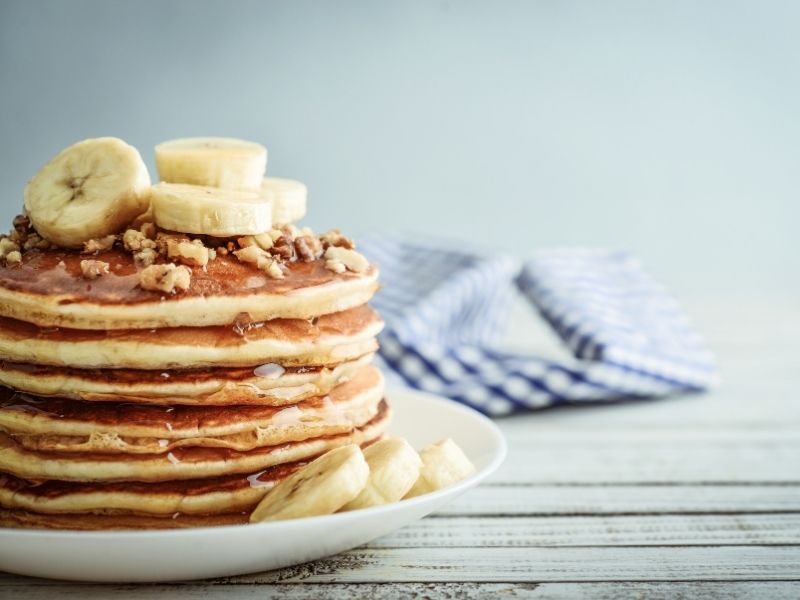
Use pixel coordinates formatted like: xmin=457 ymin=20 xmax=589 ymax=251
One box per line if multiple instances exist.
xmin=139 ymin=263 xmax=191 ymax=293
xmin=80 ymin=259 xmax=110 ymax=279
xmin=1 ymin=211 xmax=368 ymax=282
xmin=83 ymin=234 xmax=117 ymax=254
xmin=320 ymin=229 xmax=355 ymax=250
xmin=295 ymin=235 xmax=323 ymax=262
xmin=270 ymin=235 xmax=295 ymax=261
xmin=0 ymin=238 xmax=20 ymax=259
xmin=323 ymin=246 xmax=368 ymax=273
xmin=134 ymin=247 xmax=157 ymax=267
xmin=124 ymin=228 xmax=157 ymax=252
xmin=233 ymin=245 xmax=285 ymax=279
xmin=22 ymin=233 xmax=50 ymax=251
xmin=325 ymin=258 xmax=346 ymax=274
xmin=168 ymin=239 xmax=209 ymax=268
xmin=12 ymin=214 xmax=30 ymax=234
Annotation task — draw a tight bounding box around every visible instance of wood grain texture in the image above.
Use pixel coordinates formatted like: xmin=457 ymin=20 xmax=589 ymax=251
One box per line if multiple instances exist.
xmin=440 ymin=484 xmax=800 ymax=515
xmin=367 ymin=514 xmax=800 ymax=547
xmin=0 ymin=582 xmax=798 ymax=599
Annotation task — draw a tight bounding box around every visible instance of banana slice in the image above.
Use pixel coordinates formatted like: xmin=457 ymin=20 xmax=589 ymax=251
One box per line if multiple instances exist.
xmin=342 ymin=437 xmax=422 ymax=511
xmin=155 ymin=137 xmax=267 ymax=190
xmin=404 ymin=438 xmax=476 ymax=498
xmin=23 ymin=137 xmax=151 ymax=248
xmin=261 ymin=177 xmax=307 ymax=224
xmin=150 ymin=183 xmax=272 ymax=237
xmin=250 ymin=444 xmax=369 ymax=523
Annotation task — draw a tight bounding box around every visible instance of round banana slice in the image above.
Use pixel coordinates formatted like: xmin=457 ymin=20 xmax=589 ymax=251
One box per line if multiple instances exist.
xmin=150 ymin=182 xmax=272 ymax=237
xmin=404 ymin=438 xmax=476 ymax=499
xmin=155 ymin=137 xmax=267 ymax=190
xmin=249 ymin=444 xmax=368 ymax=523
xmin=341 ymin=437 xmax=422 ymax=511
xmin=261 ymin=177 xmax=307 ymax=224
xmin=23 ymin=137 xmax=151 ymax=248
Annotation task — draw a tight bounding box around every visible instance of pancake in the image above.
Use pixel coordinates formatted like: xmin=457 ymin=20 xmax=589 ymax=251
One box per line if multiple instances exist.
xmin=0 ymin=304 xmax=383 ymax=369
xmin=0 ymin=366 xmax=384 ymax=453
xmin=0 ymin=248 xmax=379 ymax=330
xmin=0 ymin=509 xmax=248 ymax=530
xmin=0 ymin=463 xmax=303 ymax=517
xmin=0 ymin=353 xmax=374 ymax=406
xmin=0 ymin=400 xmax=390 ymax=482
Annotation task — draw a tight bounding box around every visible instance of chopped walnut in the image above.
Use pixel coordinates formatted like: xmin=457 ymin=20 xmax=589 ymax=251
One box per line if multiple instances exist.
xmin=139 ymin=263 xmax=191 ymax=293
xmin=281 ymin=224 xmax=301 ymax=240
xmin=83 ymin=234 xmax=116 ymax=254
xmin=234 ymin=245 xmax=285 ymax=279
xmin=12 ymin=214 xmax=30 ymax=234
xmin=294 ymin=235 xmax=323 ymax=262
xmin=270 ymin=236 xmax=295 ymax=261
xmin=168 ymin=240 xmax=209 ymax=267
xmin=5 ymin=250 xmax=21 ymax=265
xmin=124 ymin=229 xmax=157 ymax=252
xmin=324 ymin=246 xmax=368 ymax=273
xmin=320 ymin=229 xmax=355 ymax=250
xmin=8 ymin=229 xmax=24 ymax=245
xmin=325 ymin=258 xmax=346 ymax=274
xmin=22 ymin=233 xmax=50 ymax=251
xmin=253 ymin=233 xmax=274 ymax=250
xmin=80 ymin=259 xmax=110 ymax=279
xmin=155 ymin=232 xmax=188 ymax=256
xmin=0 ymin=238 xmax=20 ymax=259
xmin=234 ymin=245 xmax=265 ymax=265
xmin=134 ymin=247 xmax=158 ymax=267
xmin=237 ymin=236 xmax=257 ymax=248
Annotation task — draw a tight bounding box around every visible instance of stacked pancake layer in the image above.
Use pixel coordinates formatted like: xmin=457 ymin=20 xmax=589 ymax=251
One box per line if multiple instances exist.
xmin=0 ymin=247 xmax=389 ymax=529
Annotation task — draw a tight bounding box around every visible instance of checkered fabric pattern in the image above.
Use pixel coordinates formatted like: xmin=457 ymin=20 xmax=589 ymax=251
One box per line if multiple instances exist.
xmin=359 ymin=235 xmax=718 ymax=416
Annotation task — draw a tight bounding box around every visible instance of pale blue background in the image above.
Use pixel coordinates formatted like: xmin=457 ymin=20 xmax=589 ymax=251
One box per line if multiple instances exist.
xmin=1 ymin=0 xmax=797 ymax=298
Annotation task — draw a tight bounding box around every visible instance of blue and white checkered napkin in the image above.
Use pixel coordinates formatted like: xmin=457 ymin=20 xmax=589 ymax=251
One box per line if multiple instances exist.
xmin=359 ymin=235 xmax=718 ymax=416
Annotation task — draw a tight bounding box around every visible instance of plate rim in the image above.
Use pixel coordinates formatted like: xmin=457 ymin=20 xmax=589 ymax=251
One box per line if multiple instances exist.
xmin=0 ymin=387 xmax=507 ymax=540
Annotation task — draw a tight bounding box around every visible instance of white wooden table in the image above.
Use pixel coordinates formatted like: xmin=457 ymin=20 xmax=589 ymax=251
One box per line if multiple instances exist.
xmin=2 ymin=296 xmax=799 ymax=598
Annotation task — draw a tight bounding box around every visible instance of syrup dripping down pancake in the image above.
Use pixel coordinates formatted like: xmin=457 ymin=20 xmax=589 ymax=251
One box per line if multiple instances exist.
xmin=0 ymin=353 xmax=373 ymax=405
xmin=0 ymin=462 xmax=304 ymax=518
xmin=0 ymin=304 xmax=383 ymax=369
xmin=0 ymin=366 xmax=384 ymax=453
xmin=0 ymin=400 xmax=390 ymax=483
xmin=0 ymin=509 xmax=250 ymax=530
xmin=0 ymin=248 xmax=379 ymax=330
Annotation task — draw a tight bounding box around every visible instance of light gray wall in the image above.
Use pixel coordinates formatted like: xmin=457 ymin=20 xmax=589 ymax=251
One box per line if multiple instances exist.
xmin=1 ymin=0 xmax=797 ymax=297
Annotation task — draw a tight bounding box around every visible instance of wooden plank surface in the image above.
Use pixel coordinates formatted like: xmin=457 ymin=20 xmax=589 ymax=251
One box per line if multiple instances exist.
xmin=366 ymin=514 xmax=800 ymax=547
xmin=439 ymin=484 xmax=800 ymax=515
xmin=1 ymin=582 xmax=798 ymax=600
xmin=0 ymin=297 xmax=797 ymax=595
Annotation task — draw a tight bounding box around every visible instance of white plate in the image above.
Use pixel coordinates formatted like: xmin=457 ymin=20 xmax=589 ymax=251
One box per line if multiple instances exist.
xmin=0 ymin=388 xmax=506 ymax=582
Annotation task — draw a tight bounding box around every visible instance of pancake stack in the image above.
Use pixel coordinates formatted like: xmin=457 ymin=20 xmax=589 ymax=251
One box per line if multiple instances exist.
xmin=0 ymin=137 xmax=391 ymax=529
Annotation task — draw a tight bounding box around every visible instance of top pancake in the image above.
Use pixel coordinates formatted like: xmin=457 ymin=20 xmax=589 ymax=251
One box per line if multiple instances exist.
xmin=0 ymin=247 xmax=379 ymax=330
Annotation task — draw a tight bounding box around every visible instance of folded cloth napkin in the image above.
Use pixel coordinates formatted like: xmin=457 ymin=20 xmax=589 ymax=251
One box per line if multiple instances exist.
xmin=359 ymin=234 xmax=718 ymax=416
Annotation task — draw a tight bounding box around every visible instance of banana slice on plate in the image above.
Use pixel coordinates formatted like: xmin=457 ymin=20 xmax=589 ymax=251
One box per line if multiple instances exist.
xmin=155 ymin=137 xmax=267 ymax=190
xmin=261 ymin=177 xmax=307 ymax=224
xmin=341 ymin=437 xmax=422 ymax=511
xmin=250 ymin=444 xmax=369 ymax=523
xmin=23 ymin=137 xmax=151 ymax=248
xmin=404 ymin=438 xmax=476 ymax=498
xmin=150 ymin=183 xmax=272 ymax=237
